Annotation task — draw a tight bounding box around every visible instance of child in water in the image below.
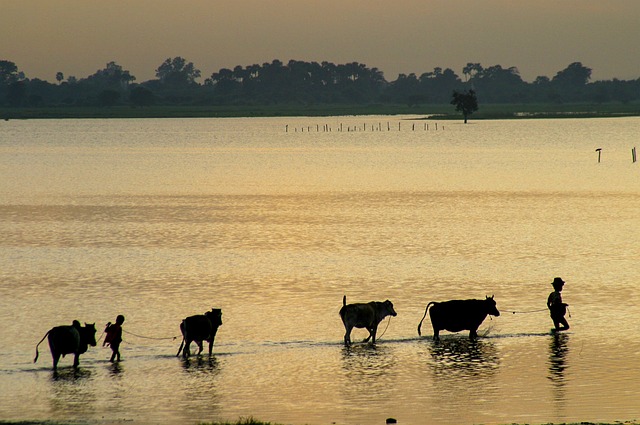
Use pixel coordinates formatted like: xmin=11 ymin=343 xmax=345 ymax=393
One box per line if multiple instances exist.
xmin=104 ymin=315 xmax=125 ymax=362
xmin=547 ymin=277 xmax=570 ymax=332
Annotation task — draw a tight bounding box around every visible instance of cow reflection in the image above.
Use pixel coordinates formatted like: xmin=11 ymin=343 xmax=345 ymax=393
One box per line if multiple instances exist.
xmin=341 ymin=345 xmax=398 ymax=400
xmin=428 ymin=338 xmax=499 ymax=378
xmin=182 ymin=355 xmax=219 ymax=372
xmin=51 ymin=367 xmax=92 ymax=382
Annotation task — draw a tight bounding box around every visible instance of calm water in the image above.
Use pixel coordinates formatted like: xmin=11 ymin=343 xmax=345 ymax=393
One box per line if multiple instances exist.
xmin=1 ymin=116 xmax=639 ymax=425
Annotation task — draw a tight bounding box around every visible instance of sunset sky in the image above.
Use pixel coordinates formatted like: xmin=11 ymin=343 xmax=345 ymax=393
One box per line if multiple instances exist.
xmin=2 ymin=0 xmax=639 ymax=83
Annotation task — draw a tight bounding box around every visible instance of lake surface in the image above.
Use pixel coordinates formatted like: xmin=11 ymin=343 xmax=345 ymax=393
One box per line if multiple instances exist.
xmin=1 ymin=116 xmax=639 ymax=425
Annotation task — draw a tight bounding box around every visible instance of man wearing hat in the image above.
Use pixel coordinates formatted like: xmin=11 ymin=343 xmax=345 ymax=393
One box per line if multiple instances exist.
xmin=547 ymin=277 xmax=570 ymax=331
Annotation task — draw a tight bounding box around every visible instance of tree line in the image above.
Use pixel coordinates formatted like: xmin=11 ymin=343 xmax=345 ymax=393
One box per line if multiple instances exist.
xmin=1 ymin=57 xmax=639 ymax=108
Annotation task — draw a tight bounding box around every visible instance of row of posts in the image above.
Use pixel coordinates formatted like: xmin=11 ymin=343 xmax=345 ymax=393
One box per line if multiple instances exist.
xmin=596 ymin=147 xmax=637 ymax=163
xmin=285 ymin=122 xmax=443 ymax=133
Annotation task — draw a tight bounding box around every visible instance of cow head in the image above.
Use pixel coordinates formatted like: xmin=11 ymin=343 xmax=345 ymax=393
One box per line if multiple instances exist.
xmin=484 ymin=296 xmax=500 ymax=317
xmin=383 ymin=300 xmax=398 ymax=317
xmin=205 ymin=309 xmax=223 ymax=327
xmin=83 ymin=323 xmax=98 ymax=346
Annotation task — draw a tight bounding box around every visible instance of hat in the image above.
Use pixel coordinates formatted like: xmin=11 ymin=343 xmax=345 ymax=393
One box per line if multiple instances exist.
xmin=552 ymin=277 xmax=565 ymax=286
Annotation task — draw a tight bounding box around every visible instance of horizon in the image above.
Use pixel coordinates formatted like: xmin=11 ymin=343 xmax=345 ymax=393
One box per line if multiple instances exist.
xmin=2 ymin=1 xmax=640 ymax=84
xmin=4 ymin=56 xmax=640 ymax=86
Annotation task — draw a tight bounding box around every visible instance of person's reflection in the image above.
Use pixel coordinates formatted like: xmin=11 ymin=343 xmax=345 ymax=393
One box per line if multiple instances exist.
xmin=109 ymin=361 xmax=124 ymax=376
xmin=548 ymin=333 xmax=569 ymax=403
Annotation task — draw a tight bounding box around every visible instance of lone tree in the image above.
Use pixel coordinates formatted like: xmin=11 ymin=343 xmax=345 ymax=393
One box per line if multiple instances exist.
xmin=451 ymin=89 xmax=478 ymax=123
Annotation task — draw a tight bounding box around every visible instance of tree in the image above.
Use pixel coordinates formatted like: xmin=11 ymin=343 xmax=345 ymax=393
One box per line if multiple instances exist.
xmin=470 ymin=64 xmax=526 ymax=102
xmin=451 ymin=89 xmax=478 ymax=123
xmin=0 ymin=60 xmax=24 ymax=85
xmin=56 ymin=72 xmax=64 ymax=84
xmin=98 ymin=89 xmax=120 ymax=106
xmin=85 ymin=62 xmax=135 ymax=88
xmin=552 ymin=62 xmax=592 ymax=87
xmin=155 ymin=57 xmax=201 ymax=86
xmin=550 ymin=62 xmax=592 ymax=103
xmin=462 ymin=62 xmax=483 ymax=81
xmin=129 ymin=86 xmax=156 ymax=106
xmin=7 ymin=81 xmax=27 ymax=106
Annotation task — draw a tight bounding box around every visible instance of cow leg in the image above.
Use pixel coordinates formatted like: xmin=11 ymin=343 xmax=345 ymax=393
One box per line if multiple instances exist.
xmin=469 ymin=329 xmax=478 ymax=340
xmin=343 ymin=325 xmax=353 ymax=346
xmin=208 ymin=338 xmax=215 ymax=356
xmin=52 ymin=353 xmax=61 ymax=370
xmin=73 ymin=353 xmax=80 ymax=368
xmin=365 ymin=325 xmax=377 ymax=344
xmin=432 ymin=328 xmax=440 ymax=342
xmin=196 ymin=341 xmax=204 ymax=355
xmin=183 ymin=340 xmax=191 ymax=358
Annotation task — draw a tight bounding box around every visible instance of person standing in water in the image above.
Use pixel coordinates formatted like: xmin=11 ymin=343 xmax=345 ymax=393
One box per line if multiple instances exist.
xmin=104 ymin=315 xmax=125 ymax=362
xmin=547 ymin=277 xmax=570 ymax=332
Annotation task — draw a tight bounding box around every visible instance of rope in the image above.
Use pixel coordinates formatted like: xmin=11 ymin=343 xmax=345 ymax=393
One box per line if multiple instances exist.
xmin=502 ymin=308 xmax=549 ymax=315
xmin=122 ymin=329 xmax=179 ymax=341
xmin=376 ymin=316 xmax=392 ymax=340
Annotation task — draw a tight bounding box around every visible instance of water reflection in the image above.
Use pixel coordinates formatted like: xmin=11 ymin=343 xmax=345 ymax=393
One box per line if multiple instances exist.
xmin=49 ymin=368 xmax=96 ymax=416
xmin=108 ymin=361 xmax=124 ymax=377
xmin=428 ymin=338 xmax=500 ymax=378
xmin=424 ymin=338 xmax=500 ymax=411
xmin=340 ymin=345 xmax=398 ymax=402
xmin=51 ymin=367 xmax=92 ymax=382
xmin=181 ymin=355 xmax=220 ymax=373
xmin=548 ymin=333 xmax=569 ymax=402
xmin=178 ymin=356 xmax=221 ymax=419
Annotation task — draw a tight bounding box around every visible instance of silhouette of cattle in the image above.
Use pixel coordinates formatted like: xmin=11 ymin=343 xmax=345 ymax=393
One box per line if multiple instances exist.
xmin=339 ymin=295 xmax=397 ymax=346
xmin=418 ymin=296 xmax=500 ymax=341
xmin=176 ymin=309 xmax=223 ymax=358
xmin=34 ymin=321 xmax=97 ymax=370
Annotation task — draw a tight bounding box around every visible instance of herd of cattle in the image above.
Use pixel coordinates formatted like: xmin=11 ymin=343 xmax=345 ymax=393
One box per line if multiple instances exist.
xmin=34 ymin=296 xmax=501 ymax=370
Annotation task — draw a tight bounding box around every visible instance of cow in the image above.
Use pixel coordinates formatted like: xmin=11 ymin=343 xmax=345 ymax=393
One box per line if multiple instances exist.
xmin=176 ymin=308 xmax=223 ymax=358
xmin=339 ymin=295 xmax=397 ymax=346
xmin=418 ymin=296 xmax=500 ymax=341
xmin=34 ymin=321 xmax=97 ymax=370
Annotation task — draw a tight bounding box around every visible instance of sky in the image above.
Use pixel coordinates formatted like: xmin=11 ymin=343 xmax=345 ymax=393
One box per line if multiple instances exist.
xmin=2 ymin=0 xmax=639 ymax=84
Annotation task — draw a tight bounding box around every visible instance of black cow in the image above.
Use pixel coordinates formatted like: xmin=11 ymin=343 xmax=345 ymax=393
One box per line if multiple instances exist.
xmin=339 ymin=295 xmax=397 ymax=346
xmin=418 ymin=296 xmax=500 ymax=341
xmin=34 ymin=321 xmax=97 ymax=370
xmin=176 ymin=309 xmax=223 ymax=358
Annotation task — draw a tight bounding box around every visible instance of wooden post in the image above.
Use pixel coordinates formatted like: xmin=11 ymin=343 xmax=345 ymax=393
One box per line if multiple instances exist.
xmin=596 ymin=148 xmax=602 ymax=163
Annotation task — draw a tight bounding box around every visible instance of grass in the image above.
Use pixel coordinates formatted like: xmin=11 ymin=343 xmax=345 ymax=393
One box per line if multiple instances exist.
xmin=1 ymin=101 xmax=639 ymax=120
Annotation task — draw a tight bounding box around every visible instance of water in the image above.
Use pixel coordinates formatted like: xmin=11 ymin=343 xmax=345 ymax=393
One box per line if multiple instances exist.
xmin=1 ymin=116 xmax=639 ymax=425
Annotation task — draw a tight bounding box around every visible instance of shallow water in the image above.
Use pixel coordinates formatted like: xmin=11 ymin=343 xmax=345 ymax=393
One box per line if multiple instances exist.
xmin=1 ymin=116 xmax=639 ymax=424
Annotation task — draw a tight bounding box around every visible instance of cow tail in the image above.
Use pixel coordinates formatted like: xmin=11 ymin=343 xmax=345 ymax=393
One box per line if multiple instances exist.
xmin=343 ymin=295 xmax=346 ymax=307
xmin=34 ymin=331 xmax=50 ymax=363
xmin=417 ymin=302 xmax=435 ymax=336
xmin=176 ymin=338 xmax=185 ymax=357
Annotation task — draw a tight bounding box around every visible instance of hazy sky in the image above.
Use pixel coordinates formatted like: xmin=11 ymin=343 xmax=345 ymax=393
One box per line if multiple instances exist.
xmin=2 ymin=0 xmax=639 ymax=83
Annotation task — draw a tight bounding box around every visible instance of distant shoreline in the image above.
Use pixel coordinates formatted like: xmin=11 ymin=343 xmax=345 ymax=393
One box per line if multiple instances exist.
xmin=1 ymin=102 xmax=639 ymax=120
xmin=1 ymin=420 xmax=639 ymax=425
